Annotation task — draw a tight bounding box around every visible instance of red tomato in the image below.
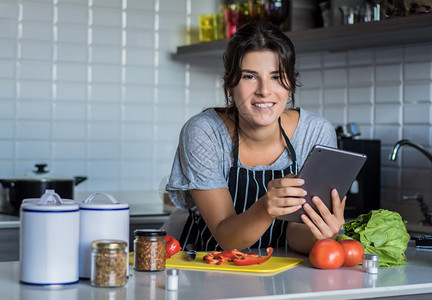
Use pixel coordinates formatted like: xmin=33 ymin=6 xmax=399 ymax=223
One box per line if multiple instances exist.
xmin=309 ymin=239 xmax=345 ymax=269
xmin=338 ymin=239 xmax=364 ymax=267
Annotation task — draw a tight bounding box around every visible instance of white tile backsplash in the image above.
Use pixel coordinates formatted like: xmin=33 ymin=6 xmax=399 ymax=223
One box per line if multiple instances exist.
xmin=404 ymin=82 xmax=431 ymax=102
xmin=0 ymin=141 xmax=14 ymax=159
xmin=323 ymin=88 xmax=346 ymax=105
xmin=1 ymin=0 xmax=432 ymax=218
xmin=21 ymin=22 xmax=52 ymax=41
xmin=20 ymin=41 xmax=53 ymax=61
xmin=375 ymin=64 xmax=402 ymax=83
xmin=57 ymin=5 xmax=88 ymax=25
xmin=323 ymin=68 xmax=346 ymax=87
xmin=404 ymin=62 xmax=432 ymax=81
xmin=348 ymin=86 xmax=372 ymax=104
xmin=0 ymin=80 xmax=16 ymax=99
xmin=53 ymin=141 xmax=87 ymax=160
xmin=19 ymin=81 xmax=52 ymax=100
xmin=323 ymin=52 xmax=346 ymax=68
xmin=21 ymin=3 xmax=53 ymax=23
xmin=347 ymin=104 xmax=373 ymax=124
xmin=0 ymin=20 xmax=17 ymax=39
xmin=52 ymin=122 xmax=86 ymax=140
xmin=402 ymin=125 xmax=431 ymax=145
xmin=375 ymin=84 xmax=401 ymax=104
xmin=374 ymin=104 xmax=401 ymax=125
xmin=0 ymin=123 xmax=14 ymax=140
xmin=348 ymin=66 xmax=373 ymax=85
xmin=404 ymin=103 xmax=432 ymax=124
xmin=0 ymin=60 xmax=15 ymax=78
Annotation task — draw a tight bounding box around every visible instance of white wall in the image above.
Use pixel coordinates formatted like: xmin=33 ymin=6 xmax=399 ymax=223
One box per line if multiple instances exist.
xmin=0 ymin=0 xmax=431 ymax=222
xmin=0 ymin=0 xmax=223 ymax=194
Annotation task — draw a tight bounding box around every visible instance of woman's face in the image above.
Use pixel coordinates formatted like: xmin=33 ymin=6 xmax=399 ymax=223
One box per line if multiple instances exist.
xmin=231 ymin=50 xmax=290 ymax=128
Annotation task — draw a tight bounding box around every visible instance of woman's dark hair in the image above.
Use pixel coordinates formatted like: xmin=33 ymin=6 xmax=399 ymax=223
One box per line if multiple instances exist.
xmin=222 ymin=22 xmax=299 ymax=112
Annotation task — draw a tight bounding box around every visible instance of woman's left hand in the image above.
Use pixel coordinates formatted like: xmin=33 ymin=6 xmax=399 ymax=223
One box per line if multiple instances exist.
xmin=300 ymin=189 xmax=346 ymax=240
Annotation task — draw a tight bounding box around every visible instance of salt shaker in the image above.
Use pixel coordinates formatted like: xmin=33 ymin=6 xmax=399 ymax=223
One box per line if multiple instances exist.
xmin=166 ymin=269 xmax=179 ymax=291
xmin=362 ymin=253 xmax=379 ymax=274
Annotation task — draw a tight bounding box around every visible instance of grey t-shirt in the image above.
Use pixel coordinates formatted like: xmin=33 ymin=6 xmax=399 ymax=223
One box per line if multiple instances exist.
xmin=166 ymin=108 xmax=337 ymax=210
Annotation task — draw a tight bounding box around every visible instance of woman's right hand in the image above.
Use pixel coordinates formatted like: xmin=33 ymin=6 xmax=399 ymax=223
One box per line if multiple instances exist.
xmin=263 ymin=174 xmax=307 ymax=219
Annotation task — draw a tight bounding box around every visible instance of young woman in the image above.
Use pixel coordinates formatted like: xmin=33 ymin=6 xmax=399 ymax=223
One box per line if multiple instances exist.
xmin=163 ymin=22 xmax=345 ymax=254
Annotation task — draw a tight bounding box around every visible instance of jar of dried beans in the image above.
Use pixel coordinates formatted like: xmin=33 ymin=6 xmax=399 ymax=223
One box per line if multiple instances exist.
xmin=134 ymin=229 xmax=166 ymax=272
xmin=90 ymin=239 xmax=128 ymax=287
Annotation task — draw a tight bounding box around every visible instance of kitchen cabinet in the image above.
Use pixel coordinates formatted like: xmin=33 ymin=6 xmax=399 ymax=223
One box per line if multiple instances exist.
xmin=174 ymin=14 xmax=432 ymax=62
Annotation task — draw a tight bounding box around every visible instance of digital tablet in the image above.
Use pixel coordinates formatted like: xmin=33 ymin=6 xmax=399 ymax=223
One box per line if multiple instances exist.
xmin=277 ymin=145 xmax=367 ymax=223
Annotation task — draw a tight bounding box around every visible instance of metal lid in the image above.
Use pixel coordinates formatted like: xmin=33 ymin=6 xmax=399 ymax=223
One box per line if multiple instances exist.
xmin=134 ymin=229 xmax=166 ymax=237
xmin=91 ymin=239 xmax=128 ymax=250
xmin=363 ymin=253 xmax=379 ymax=261
xmin=16 ymin=164 xmax=73 ymax=182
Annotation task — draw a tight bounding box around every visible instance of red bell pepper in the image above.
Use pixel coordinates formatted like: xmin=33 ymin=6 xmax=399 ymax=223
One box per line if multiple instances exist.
xmin=203 ymin=247 xmax=273 ymax=266
xmin=165 ymin=235 xmax=182 ymax=259
xmin=233 ymin=247 xmax=273 ymax=266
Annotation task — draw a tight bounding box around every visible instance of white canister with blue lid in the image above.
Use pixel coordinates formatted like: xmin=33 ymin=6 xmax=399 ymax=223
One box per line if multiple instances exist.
xmin=20 ymin=190 xmax=80 ymax=285
xmin=79 ymin=192 xmax=130 ymax=279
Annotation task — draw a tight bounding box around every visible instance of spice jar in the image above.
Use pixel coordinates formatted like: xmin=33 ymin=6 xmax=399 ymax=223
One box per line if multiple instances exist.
xmin=134 ymin=229 xmax=166 ymax=272
xmin=91 ymin=240 xmax=128 ymax=287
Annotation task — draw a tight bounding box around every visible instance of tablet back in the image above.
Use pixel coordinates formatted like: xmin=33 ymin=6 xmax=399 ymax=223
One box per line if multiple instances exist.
xmin=277 ymin=145 xmax=367 ymax=223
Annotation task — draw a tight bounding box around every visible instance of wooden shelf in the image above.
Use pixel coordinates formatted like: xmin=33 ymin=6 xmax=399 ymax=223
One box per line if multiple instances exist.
xmin=174 ymin=14 xmax=432 ymax=61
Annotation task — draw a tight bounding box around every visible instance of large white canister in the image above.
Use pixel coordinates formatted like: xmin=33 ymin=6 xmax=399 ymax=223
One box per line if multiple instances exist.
xmin=79 ymin=192 xmax=130 ymax=279
xmin=20 ymin=190 xmax=80 ymax=285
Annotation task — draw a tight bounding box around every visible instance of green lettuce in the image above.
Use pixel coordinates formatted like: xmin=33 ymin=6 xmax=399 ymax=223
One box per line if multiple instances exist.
xmin=337 ymin=209 xmax=410 ymax=267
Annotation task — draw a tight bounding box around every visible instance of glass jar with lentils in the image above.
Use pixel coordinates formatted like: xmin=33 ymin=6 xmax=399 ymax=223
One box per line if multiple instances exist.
xmin=90 ymin=239 xmax=128 ymax=287
xmin=134 ymin=229 xmax=166 ymax=272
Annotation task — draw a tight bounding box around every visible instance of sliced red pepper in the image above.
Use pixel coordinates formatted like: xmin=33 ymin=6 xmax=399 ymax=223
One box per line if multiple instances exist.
xmin=203 ymin=247 xmax=274 ymax=266
xmin=233 ymin=247 xmax=273 ymax=266
xmin=218 ymin=249 xmax=246 ymax=260
xmin=165 ymin=235 xmax=182 ymax=259
xmin=206 ymin=258 xmax=219 ymax=265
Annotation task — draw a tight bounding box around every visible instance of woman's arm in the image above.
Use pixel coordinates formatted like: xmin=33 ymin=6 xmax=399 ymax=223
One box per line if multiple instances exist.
xmin=191 ymin=176 xmax=306 ymax=250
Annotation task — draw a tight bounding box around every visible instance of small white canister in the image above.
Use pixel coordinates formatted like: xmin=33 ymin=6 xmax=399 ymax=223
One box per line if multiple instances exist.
xmin=79 ymin=192 xmax=130 ymax=279
xmin=20 ymin=190 xmax=80 ymax=285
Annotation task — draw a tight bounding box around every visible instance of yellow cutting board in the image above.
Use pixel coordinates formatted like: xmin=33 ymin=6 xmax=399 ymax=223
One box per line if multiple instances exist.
xmin=165 ymin=251 xmax=303 ymax=275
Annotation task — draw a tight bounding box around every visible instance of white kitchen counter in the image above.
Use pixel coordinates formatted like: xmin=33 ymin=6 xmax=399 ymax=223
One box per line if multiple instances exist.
xmin=1 ymin=242 xmax=432 ymax=300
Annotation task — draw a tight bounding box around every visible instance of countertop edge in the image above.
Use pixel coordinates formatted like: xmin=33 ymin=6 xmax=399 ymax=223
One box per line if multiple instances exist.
xmin=0 ymin=221 xmax=20 ymax=229
xmin=227 ymin=283 xmax=432 ymax=300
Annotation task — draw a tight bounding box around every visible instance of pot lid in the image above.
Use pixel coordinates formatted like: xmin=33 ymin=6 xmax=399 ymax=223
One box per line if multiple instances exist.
xmin=21 ymin=190 xmax=79 ymax=212
xmin=18 ymin=164 xmax=73 ymax=181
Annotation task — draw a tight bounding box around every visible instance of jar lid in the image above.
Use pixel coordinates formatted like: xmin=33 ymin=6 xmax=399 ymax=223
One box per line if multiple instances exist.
xmin=80 ymin=203 xmax=129 ymax=210
xmin=21 ymin=190 xmax=78 ymax=212
xmin=134 ymin=229 xmax=166 ymax=237
xmin=91 ymin=239 xmax=127 ymax=250
xmin=363 ymin=253 xmax=379 ymax=261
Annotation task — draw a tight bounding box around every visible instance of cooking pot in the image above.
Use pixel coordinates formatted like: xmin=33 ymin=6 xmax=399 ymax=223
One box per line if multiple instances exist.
xmin=0 ymin=163 xmax=87 ymax=211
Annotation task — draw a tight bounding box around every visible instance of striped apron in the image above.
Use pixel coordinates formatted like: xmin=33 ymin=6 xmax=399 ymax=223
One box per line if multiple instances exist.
xmin=179 ymin=115 xmax=298 ymax=251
